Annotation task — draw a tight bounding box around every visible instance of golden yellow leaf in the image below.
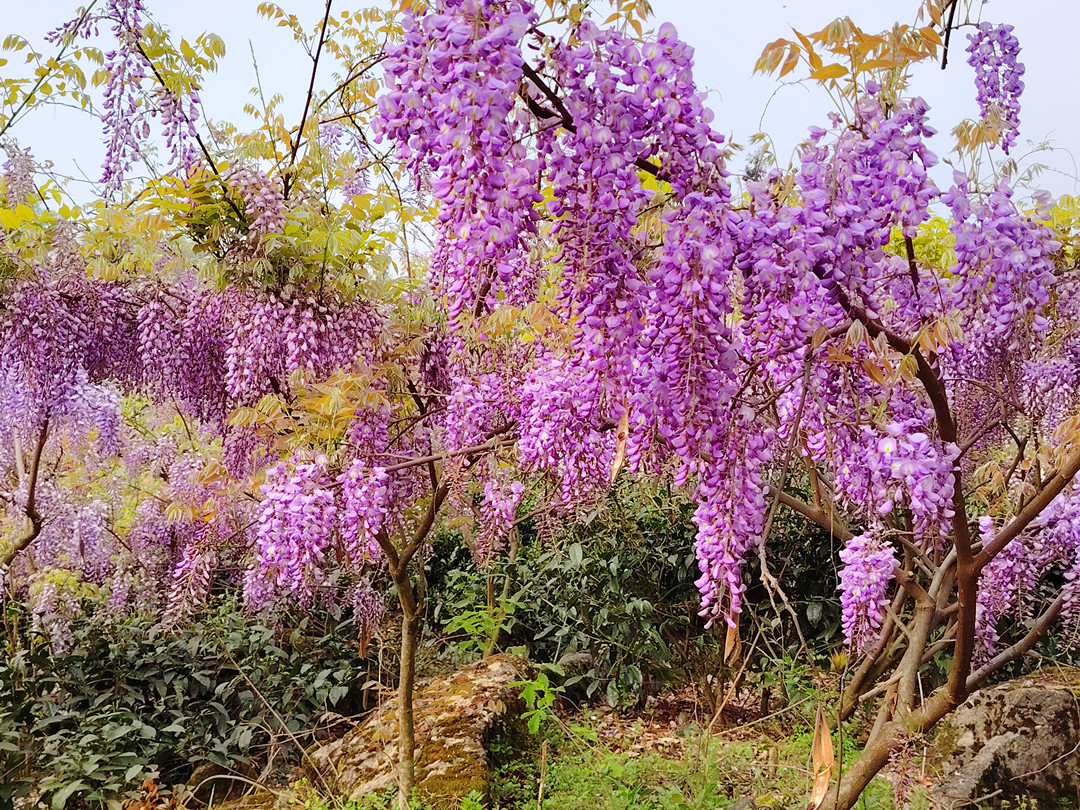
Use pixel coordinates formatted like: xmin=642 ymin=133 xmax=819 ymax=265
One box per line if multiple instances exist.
xmin=793 ymin=29 xmax=815 ymax=53
xmin=780 ymin=48 xmax=801 ymax=78
xmin=927 ymin=1 xmax=942 ymax=27
xmin=810 ymin=63 xmax=849 ymax=81
xmin=0 ymin=208 xmax=19 ymax=229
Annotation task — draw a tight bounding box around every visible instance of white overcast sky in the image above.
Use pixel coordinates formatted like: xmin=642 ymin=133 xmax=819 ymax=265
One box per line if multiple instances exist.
xmin=5 ymin=1 xmax=1079 ymax=199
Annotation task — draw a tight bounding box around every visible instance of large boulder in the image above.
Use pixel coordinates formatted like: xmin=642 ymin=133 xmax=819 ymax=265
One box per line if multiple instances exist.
xmin=933 ymin=668 xmax=1080 ymax=808
xmin=305 ymin=653 xmax=531 ymax=809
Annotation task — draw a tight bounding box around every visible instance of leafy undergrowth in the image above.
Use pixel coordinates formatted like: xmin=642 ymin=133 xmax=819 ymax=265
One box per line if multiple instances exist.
xmin=84 ymin=681 xmax=936 ymax=810
xmin=485 ymin=692 xmax=912 ymax=810
xmin=238 ymin=683 xmax=936 ymax=810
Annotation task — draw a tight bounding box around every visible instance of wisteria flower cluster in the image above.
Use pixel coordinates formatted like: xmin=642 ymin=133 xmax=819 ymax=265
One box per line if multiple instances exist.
xmin=838 ymin=532 xmax=898 ymax=654
xmin=966 ymin=22 xmax=1025 ymax=153
xmin=1 ymin=142 xmax=36 ymax=206
xmin=226 ymin=167 xmax=286 ymax=237
xmin=46 ymin=0 xmax=207 ymax=193
xmin=245 ymin=456 xmax=338 ymax=611
xmin=376 ymin=0 xmax=542 ymax=320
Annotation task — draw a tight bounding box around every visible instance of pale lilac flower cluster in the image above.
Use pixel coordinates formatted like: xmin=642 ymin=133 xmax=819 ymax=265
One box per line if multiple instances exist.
xmin=516 ymin=354 xmax=616 ymax=507
xmin=350 ymin=577 xmax=385 ymax=653
xmin=224 ymin=292 xmax=361 ymax=405
xmin=474 ymin=477 xmax=525 ymax=563
xmin=966 ymin=23 xmax=1025 ymax=152
xmin=99 ymin=0 xmax=150 ymax=194
xmin=974 ymin=515 xmax=1024 ymax=656
xmin=50 ymin=218 xmax=84 ymax=274
xmin=0 ymin=267 xmax=127 ymax=459
xmin=346 ymin=399 xmax=393 ymax=457
xmin=226 ymin=167 xmax=286 ymax=236
xmin=977 ymin=488 xmax=1080 ymax=656
xmin=138 ymin=300 xmax=180 ymax=394
xmin=319 ymin=121 xmax=368 ymax=199
xmin=838 ymin=532 xmax=898 ymax=653
xmin=245 ymin=457 xmax=338 ymax=610
xmin=339 ymin=463 xmax=389 ymax=566
xmin=1 ymin=142 xmax=36 ymax=205
xmin=944 ymin=177 xmax=1057 ymax=355
xmin=161 ymin=534 xmax=218 ymax=626
xmin=886 ymin=733 xmax=916 ymax=807
xmin=155 ymin=84 xmax=201 ymax=168
xmin=630 ymin=194 xmax=738 ymax=479
xmin=27 ymin=572 xmax=81 ymax=654
xmin=693 ymin=409 xmax=773 ymax=624
xmin=860 ymin=425 xmax=958 ymax=546
xmin=442 ymin=371 xmax=515 ymax=452
xmin=48 ymin=0 xmax=205 ymax=192
xmin=538 ymin=20 xmax=729 ymax=431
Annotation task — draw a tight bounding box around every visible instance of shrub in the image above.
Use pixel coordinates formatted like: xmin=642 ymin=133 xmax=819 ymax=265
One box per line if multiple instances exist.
xmin=0 ymin=595 xmax=369 ymax=808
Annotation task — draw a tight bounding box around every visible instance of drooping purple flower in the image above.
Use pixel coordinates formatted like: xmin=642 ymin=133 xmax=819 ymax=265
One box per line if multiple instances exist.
xmin=839 ymin=533 xmax=897 ymax=654
xmin=966 ymin=23 xmax=1025 ymax=152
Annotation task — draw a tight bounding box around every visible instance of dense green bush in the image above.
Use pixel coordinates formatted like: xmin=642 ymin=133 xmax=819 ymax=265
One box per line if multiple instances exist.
xmin=0 ymin=596 xmax=369 ymax=808
xmin=428 ymin=482 xmax=850 ymax=709
xmin=429 ymin=484 xmax=714 ymax=706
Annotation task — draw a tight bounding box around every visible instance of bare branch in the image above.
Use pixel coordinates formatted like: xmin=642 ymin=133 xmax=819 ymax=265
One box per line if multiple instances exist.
xmin=767 ymin=486 xmax=855 ymax=542
xmin=967 ymin=594 xmax=1065 ymax=689
xmin=976 ymin=446 xmax=1080 ymax=570
xmin=283 ymin=0 xmax=335 ymax=200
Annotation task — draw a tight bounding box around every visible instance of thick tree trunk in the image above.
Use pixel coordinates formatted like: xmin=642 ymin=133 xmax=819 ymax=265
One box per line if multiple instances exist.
xmin=821 ymin=725 xmax=897 ymax=810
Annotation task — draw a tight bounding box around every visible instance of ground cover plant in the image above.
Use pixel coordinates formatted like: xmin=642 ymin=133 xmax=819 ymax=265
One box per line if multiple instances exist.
xmin=3 ymin=0 xmax=1080 ymax=808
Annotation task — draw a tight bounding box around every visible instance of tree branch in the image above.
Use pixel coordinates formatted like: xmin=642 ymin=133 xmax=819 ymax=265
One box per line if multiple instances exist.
xmin=967 ymin=593 xmax=1065 ymax=690
xmin=766 ymin=486 xmax=854 ymax=543
xmin=976 ymin=446 xmax=1080 ymax=570
xmin=283 ymin=0 xmax=334 ymax=200
xmin=1 ymin=419 xmax=50 ymax=572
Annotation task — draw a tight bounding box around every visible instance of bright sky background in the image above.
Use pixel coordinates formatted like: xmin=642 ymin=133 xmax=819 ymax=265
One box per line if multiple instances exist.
xmin=5 ymin=1 xmax=1079 ymax=200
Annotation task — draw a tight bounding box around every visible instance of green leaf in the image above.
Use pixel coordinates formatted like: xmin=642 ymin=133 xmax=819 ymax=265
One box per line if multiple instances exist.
xmin=51 ymin=781 xmax=87 ymax=810
xmin=568 ymin=543 xmax=584 ymax=568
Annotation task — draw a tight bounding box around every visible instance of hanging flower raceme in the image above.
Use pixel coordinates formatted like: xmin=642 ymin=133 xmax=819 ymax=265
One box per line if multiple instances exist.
xmin=339 ymin=463 xmax=390 ymax=567
xmin=1 ymin=142 xmax=36 ymax=206
xmin=966 ymin=22 xmax=1025 ymax=152
xmin=692 ymin=407 xmax=774 ymax=625
xmin=225 ymin=167 xmax=286 ymax=236
xmin=474 ymin=476 xmax=525 ymax=564
xmin=375 ymin=0 xmax=542 ymax=321
xmin=838 ymin=532 xmax=898 ymax=654
xmin=244 ymin=456 xmax=338 ymax=611
xmin=944 ymin=176 xmax=1057 ymax=359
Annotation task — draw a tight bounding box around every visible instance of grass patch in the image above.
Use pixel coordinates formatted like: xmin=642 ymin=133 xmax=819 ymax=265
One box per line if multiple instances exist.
xmin=488 ymin=714 xmax=901 ymax=810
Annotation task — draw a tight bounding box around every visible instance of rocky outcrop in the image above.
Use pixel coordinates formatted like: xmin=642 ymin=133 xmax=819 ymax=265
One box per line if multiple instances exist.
xmin=305 ymin=653 xmax=531 ymax=809
xmin=933 ymin=669 xmax=1080 ymax=808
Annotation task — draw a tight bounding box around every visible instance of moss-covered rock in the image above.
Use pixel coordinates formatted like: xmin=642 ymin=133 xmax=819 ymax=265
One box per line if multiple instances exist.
xmin=932 ymin=668 xmax=1080 ymax=808
xmin=305 ymin=653 xmax=532 ymax=810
